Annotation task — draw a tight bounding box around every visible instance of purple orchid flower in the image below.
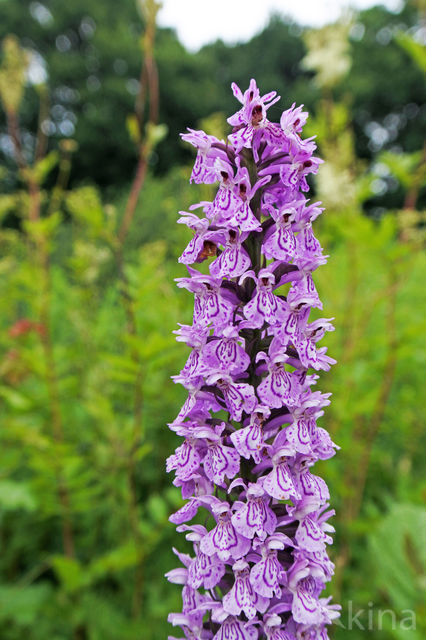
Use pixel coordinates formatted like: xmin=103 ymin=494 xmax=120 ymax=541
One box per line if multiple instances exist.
xmin=175 ymin=525 xmax=226 ymax=590
xmin=261 ymin=201 xmax=301 ymax=262
xmin=280 ymin=103 xmax=309 ymax=152
xmin=180 ymin=128 xmax=225 ymax=184
xmin=199 ymin=499 xmax=251 ymax=561
xmin=263 ymin=613 xmax=297 ymax=640
xmin=213 ymin=615 xmax=258 ymax=640
xmin=168 ymin=79 xmax=340 ymax=639
xmin=209 ymin=228 xmax=251 ymax=278
xmin=177 ymin=212 xmax=219 ymax=265
xmin=176 ymin=268 xmax=235 ymax=328
xmin=202 ymin=325 xmax=251 ymax=376
xmin=249 ymin=534 xmax=290 ymax=598
xmin=206 ymin=372 xmax=257 ymax=421
xmin=240 ymin=268 xmax=288 ymax=329
xmin=223 ymin=559 xmax=269 ymax=620
xmin=194 ymin=423 xmax=240 ymax=486
xmin=227 ymin=78 xmax=281 ymax=155
xmin=231 ymin=481 xmax=277 ymax=540
xmin=230 ymin=405 xmax=270 ymax=464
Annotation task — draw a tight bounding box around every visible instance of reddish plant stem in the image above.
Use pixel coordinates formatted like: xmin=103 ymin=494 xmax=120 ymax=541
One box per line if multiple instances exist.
xmin=114 ymin=11 xmax=161 ymax=618
xmin=117 ymin=149 xmax=149 ymax=249
xmin=6 ymin=107 xmax=75 ymax=561
xmin=35 ymin=85 xmax=49 ymax=162
xmin=403 ymin=142 xmax=426 ymax=211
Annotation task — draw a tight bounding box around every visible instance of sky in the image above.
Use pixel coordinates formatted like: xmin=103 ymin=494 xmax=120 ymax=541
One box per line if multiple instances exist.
xmin=158 ymin=0 xmax=404 ymax=50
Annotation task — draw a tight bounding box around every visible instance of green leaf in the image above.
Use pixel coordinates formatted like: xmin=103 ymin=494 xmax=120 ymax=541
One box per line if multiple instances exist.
xmin=126 ymin=114 xmax=140 ymax=144
xmin=145 ymin=122 xmax=168 ymax=149
xmin=88 ymin=542 xmax=141 ymax=580
xmin=66 ymin=186 xmax=104 ymax=232
xmin=369 ymin=504 xmax=426 ymax=611
xmin=395 ymin=31 xmax=426 ymax=74
xmin=0 ymin=480 xmax=36 ymax=511
xmin=33 ymin=151 xmax=59 ymax=185
xmin=0 ymin=584 xmax=51 ymax=625
xmin=51 ymin=555 xmax=85 ymax=593
xmin=0 ymin=385 xmax=32 ymax=410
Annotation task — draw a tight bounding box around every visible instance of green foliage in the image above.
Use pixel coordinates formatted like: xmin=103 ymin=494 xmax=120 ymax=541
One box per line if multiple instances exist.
xmin=395 ymin=31 xmax=426 ymax=73
xmin=0 ymin=168 xmax=189 ymax=636
xmin=370 ymin=504 xmax=426 ymax=613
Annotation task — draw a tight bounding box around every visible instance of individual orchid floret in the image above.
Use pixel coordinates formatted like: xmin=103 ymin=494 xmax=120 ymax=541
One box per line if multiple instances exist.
xmin=169 ymin=473 xmax=214 ymax=524
xmin=249 ymin=534 xmax=290 ymax=598
xmin=311 ymin=427 xmax=340 ymax=461
xmin=295 ymin=222 xmax=323 ymax=259
xmin=213 ymin=615 xmax=259 ymax=640
xmin=194 ymin=423 xmax=240 ymax=486
xmin=223 ymin=559 xmax=269 ymax=620
xmin=208 ymin=158 xmax=246 ymax=225
xmin=293 ymin=200 xmax=324 ymax=228
xmin=280 ymin=103 xmax=309 ymax=151
xmin=173 ymin=326 xmax=209 ymax=384
xmin=199 ymin=498 xmax=251 ymax=561
xmin=261 ymin=202 xmax=299 ymax=262
xmin=279 ymin=149 xmax=323 ymax=193
xmin=256 ymin=341 xmax=301 ymax=410
xmin=202 ymin=325 xmax=251 ymax=376
xmin=167 ymin=612 xmax=210 ymax=640
xmin=206 ymin=372 xmax=257 ymax=421
xmin=263 ymin=613 xmax=296 ymax=640
xmin=176 ymin=525 xmax=226 ymax=590
xmin=166 ymin=431 xmax=202 ymax=482
xmin=176 ymin=268 xmax=235 ymax=328
xmin=230 ymin=405 xmax=270 ymax=464
xmin=284 ymin=417 xmax=315 ymax=455
xmin=231 ymin=481 xmax=277 ymax=540
xmin=172 ymin=377 xmax=220 ymax=423
xmin=261 ymin=444 xmax=300 ymax=502
xmin=286 ymin=257 xmax=326 ymax=310
xmin=280 ymin=103 xmax=308 ymax=136
xmin=181 ymin=128 xmax=225 ymax=184
xmin=294 ymin=511 xmax=333 ymax=553
xmin=270 ymin=302 xmax=310 ymax=352
xmin=287 ymin=560 xmax=326 ymax=626
xmin=230 ymin=162 xmax=271 ymax=230
xmin=240 ymin=269 xmax=288 ymax=328
xmin=294 ymin=463 xmax=330 ymax=515
xmin=177 ymin=212 xmax=219 ymax=264
xmin=209 ymin=228 xmax=251 ymax=278
xmin=227 ymin=78 xmax=281 ymax=154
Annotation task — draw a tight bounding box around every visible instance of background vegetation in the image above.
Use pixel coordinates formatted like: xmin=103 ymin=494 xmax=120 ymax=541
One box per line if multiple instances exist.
xmin=0 ymin=1 xmax=425 ymax=638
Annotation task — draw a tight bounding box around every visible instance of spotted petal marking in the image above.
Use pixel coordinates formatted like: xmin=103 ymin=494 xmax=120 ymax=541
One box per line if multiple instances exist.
xmin=263 ymin=461 xmax=300 ymax=501
xmin=213 ymin=617 xmax=258 ymax=640
xmin=200 ymin=518 xmax=251 ymax=561
xmin=295 ymin=515 xmax=326 ymax=552
xmin=250 ymin=552 xmax=283 ymax=597
xmin=230 ymin=423 xmax=263 ymax=463
xmin=286 ymin=419 xmax=312 ymax=454
xmin=187 ymin=551 xmax=225 ymax=590
xmin=203 ymin=443 xmax=240 ymax=486
xmin=258 ymin=367 xmax=292 ymax=409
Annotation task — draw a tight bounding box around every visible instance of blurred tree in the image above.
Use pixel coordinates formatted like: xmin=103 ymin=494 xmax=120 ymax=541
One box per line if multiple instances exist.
xmin=0 ymin=1 xmax=424 ymax=194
